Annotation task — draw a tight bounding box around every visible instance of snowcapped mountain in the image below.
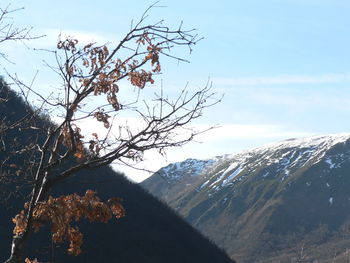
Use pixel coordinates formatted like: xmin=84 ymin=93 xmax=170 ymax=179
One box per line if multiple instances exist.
xmin=143 ymin=133 xmax=350 ymax=202
xmin=142 ymin=134 xmax=350 ymax=262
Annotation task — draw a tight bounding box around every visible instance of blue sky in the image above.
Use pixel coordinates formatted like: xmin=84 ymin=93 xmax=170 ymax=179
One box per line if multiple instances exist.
xmin=2 ymin=1 xmax=350 ymax=181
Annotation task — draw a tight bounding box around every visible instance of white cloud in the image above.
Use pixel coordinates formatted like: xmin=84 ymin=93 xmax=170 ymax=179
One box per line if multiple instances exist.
xmin=213 ymin=73 xmax=350 ymax=86
xmin=194 ymin=124 xmax=311 ymax=141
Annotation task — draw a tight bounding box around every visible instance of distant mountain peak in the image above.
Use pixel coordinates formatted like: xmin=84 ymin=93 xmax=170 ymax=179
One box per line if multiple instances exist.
xmin=158 ymin=158 xmax=217 ymax=181
xmin=154 ymin=133 xmax=350 ymax=191
xmin=204 ymin=133 xmax=350 ymax=192
xmin=142 ymin=132 xmax=350 ymax=262
xmin=258 ymin=133 xmax=350 ymax=151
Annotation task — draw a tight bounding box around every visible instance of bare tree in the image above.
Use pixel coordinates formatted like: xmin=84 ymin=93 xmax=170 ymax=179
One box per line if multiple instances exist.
xmin=0 ymin=4 xmax=43 ymax=63
xmin=0 ymin=79 xmax=44 ymax=207
xmin=1 ymin=3 xmax=220 ymax=263
xmin=0 ymin=3 xmax=44 ymax=205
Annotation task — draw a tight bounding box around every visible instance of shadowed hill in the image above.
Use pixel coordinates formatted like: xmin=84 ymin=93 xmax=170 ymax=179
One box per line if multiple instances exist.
xmin=0 ymin=78 xmax=235 ymax=263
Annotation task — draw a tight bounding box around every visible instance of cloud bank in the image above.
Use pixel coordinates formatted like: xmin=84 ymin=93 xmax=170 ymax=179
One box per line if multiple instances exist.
xmin=213 ymin=73 xmax=350 ymax=86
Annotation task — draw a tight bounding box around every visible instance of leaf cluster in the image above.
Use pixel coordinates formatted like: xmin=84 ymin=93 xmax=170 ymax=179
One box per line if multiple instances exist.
xmin=13 ymin=190 xmax=125 ymax=256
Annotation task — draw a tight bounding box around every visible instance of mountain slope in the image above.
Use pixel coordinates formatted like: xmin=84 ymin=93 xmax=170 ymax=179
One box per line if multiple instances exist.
xmin=142 ymin=134 xmax=350 ymax=262
xmin=0 ymin=78 xmax=234 ymax=263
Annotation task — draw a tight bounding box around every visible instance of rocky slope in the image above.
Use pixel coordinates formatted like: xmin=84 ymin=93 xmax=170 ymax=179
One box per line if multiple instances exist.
xmin=142 ymin=134 xmax=350 ymax=262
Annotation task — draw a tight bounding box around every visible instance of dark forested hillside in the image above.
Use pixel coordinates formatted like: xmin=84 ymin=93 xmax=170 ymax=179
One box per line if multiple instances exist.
xmin=0 ymin=78 xmax=234 ymax=263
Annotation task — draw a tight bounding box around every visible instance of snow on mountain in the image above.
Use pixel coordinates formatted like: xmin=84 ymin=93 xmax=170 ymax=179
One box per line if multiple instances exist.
xmin=146 ymin=133 xmax=350 ymax=197
xmin=158 ymin=158 xmax=216 ymax=181
xmin=156 ymin=154 xmax=233 ymax=182
xmin=141 ymin=133 xmax=350 ymax=262
xmin=201 ymin=133 xmax=350 ymax=192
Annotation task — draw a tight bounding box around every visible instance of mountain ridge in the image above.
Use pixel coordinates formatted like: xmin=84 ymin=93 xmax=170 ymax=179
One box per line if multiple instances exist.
xmin=142 ymin=133 xmax=350 ymax=262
